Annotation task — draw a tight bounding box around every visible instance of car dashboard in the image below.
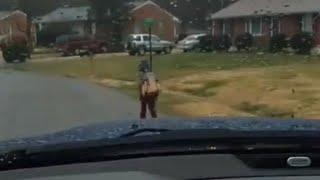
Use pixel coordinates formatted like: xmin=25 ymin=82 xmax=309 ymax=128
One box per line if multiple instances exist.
xmin=1 ymin=154 xmax=320 ymax=180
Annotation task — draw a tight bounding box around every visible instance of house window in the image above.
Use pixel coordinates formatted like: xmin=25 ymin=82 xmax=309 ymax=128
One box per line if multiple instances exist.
xmin=143 ymin=36 xmax=149 ymax=41
xmin=249 ymin=18 xmax=262 ymax=36
xmin=251 ymin=18 xmax=262 ymax=35
xmin=299 ymin=14 xmax=313 ymax=32
xmin=222 ymin=20 xmax=232 ymax=35
xmin=135 ymin=36 xmax=142 ymax=41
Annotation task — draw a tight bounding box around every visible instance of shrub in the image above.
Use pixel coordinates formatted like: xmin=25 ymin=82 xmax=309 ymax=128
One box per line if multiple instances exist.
xmin=212 ymin=34 xmax=232 ymax=50
xmin=290 ymin=32 xmax=315 ymax=54
xmin=269 ymin=34 xmax=288 ymax=53
xmin=235 ymin=33 xmax=253 ymax=51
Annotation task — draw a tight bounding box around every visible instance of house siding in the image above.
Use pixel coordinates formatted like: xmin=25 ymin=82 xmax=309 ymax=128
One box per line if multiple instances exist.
xmin=213 ymin=20 xmax=223 ymax=36
xmin=125 ymin=4 xmax=180 ymax=41
xmin=279 ymin=15 xmax=300 ymax=36
xmin=212 ymin=14 xmax=307 ymax=48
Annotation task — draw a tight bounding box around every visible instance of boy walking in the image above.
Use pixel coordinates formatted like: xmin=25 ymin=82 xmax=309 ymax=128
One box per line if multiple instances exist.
xmin=138 ymin=60 xmax=160 ymax=119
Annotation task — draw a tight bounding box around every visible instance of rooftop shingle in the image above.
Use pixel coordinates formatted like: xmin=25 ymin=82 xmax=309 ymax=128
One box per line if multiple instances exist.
xmin=211 ymin=0 xmax=320 ymax=19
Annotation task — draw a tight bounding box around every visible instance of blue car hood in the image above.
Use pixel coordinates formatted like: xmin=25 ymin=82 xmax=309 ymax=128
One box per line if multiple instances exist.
xmin=1 ymin=117 xmax=320 ymax=152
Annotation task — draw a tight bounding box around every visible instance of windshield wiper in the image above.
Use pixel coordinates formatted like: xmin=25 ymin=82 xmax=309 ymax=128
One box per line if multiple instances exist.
xmin=119 ymin=128 xmax=171 ymax=138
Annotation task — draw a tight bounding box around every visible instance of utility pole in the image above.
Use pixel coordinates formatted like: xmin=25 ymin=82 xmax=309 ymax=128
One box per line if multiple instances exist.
xmin=144 ymin=18 xmax=155 ymax=71
xmin=220 ymin=0 xmax=225 ymax=9
xmin=148 ymin=26 xmax=152 ymax=71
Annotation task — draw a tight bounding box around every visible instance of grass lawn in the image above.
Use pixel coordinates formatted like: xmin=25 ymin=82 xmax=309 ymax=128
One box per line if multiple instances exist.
xmin=11 ymin=52 xmax=320 ymax=119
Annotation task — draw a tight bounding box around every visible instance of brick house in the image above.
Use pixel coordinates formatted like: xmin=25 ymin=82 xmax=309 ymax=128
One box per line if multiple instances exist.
xmin=34 ymin=6 xmax=93 ymax=44
xmin=210 ymin=0 xmax=320 ymax=47
xmin=124 ymin=0 xmax=181 ymax=41
xmin=0 ymin=10 xmax=36 ymax=46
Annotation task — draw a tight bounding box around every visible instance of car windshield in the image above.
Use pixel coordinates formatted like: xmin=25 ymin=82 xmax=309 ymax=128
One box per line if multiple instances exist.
xmin=0 ymin=0 xmax=320 ymax=154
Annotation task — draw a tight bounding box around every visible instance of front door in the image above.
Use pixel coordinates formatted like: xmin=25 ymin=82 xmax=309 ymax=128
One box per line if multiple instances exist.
xmin=314 ymin=17 xmax=320 ymax=45
xmin=270 ymin=17 xmax=280 ymax=37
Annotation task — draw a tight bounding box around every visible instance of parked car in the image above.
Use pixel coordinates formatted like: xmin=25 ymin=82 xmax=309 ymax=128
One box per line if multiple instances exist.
xmin=55 ymin=34 xmax=108 ymax=56
xmin=177 ymin=33 xmax=207 ymax=52
xmin=126 ymin=34 xmax=174 ymax=56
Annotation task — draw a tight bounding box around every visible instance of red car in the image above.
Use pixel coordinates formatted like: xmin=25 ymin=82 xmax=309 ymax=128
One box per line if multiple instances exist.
xmin=55 ymin=34 xmax=108 ymax=56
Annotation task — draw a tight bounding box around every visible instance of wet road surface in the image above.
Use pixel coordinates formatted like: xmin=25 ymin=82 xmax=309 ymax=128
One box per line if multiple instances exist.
xmin=0 ymin=70 xmax=138 ymax=141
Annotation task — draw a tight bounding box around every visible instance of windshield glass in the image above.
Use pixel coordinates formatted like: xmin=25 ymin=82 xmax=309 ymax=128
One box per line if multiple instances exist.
xmin=0 ymin=0 xmax=320 ymax=151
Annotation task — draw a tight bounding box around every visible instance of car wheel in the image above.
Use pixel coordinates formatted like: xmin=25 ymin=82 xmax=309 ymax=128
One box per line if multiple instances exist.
xmin=19 ymin=56 xmax=27 ymax=63
xmin=128 ymin=51 xmax=136 ymax=56
xmin=138 ymin=47 xmax=146 ymax=56
xmin=155 ymin=51 xmax=162 ymax=55
xmin=101 ymin=46 xmax=108 ymax=53
xmin=193 ymin=47 xmax=201 ymax=53
xmin=164 ymin=47 xmax=172 ymax=54
xmin=62 ymin=52 xmax=70 ymax=57
xmin=2 ymin=51 xmax=13 ymax=63
xmin=74 ymin=49 xmax=80 ymax=56
xmin=205 ymin=48 xmax=213 ymax=52
xmin=3 ymin=56 xmax=14 ymax=63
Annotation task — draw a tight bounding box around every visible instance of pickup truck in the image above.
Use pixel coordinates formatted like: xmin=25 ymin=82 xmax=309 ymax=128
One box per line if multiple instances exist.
xmin=55 ymin=34 xmax=108 ymax=56
xmin=126 ymin=34 xmax=174 ymax=56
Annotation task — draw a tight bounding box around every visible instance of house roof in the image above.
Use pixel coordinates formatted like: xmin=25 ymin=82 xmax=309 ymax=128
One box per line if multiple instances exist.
xmin=34 ymin=6 xmax=90 ymax=23
xmin=130 ymin=0 xmax=181 ymax=23
xmin=211 ymin=0 xmax=320 ymax=19
xmin=0 ymin=10 xmax=26 ymax=20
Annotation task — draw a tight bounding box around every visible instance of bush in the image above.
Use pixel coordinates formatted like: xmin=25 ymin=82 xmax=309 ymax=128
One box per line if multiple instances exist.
xmin=212 ymin=34 xmax=232 ymax=50
xmin=269 ymin=34 xmax=288 ymax=53
xmin=235 ymin=33 xmax=253 ymax=51
xmin=290 ymin=32 xmax=315 ymax=54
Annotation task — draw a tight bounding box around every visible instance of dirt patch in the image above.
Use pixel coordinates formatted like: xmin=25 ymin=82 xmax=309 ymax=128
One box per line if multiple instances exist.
xmin=161 ymin=67 xmax=320 ymax=119
xmin=93 ymin=79 xmax=135 ymax=88
xmin=87 ymin=64 xmax=320 ymax=119
xmin=167 ymin=80 xmax=228 ymax=97
xmin=173 ymin=102 xmax=252 ymax=117
xmin=234 ymin=101 xmax=294 ymax=118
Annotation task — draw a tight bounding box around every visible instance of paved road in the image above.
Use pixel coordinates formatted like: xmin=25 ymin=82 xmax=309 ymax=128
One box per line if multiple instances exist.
xmin=0 ymin=49 xmax=182 ymax=65
xmin=0 ymin=52 xmax=129 ymax=66
xmin=0 ymin=70 xmax=139 ymax=141
xmin=29 ymin=52 xmax=129 ymax=62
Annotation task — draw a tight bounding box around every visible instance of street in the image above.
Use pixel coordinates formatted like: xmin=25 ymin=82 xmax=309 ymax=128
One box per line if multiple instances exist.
xmin=0 ymin=70 xmax=138 ymax=141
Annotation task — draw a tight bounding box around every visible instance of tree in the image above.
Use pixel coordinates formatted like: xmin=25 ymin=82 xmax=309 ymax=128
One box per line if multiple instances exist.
xmin=153 ymin=0 xmax=234 ymax=31
xmin=14 ymin=0 xmax=57 ymax=52
xmin=89 ymin=0 xmax=130 ymax=44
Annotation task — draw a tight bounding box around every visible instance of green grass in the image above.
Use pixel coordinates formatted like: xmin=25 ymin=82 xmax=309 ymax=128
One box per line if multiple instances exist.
xmin=11 ymin=52 xmax=320 ymax=117
xmin=234 ymin=101 xmax=294 ymax=118
xmin=183 ymin=80 xmax=228 ymax=97
xmin=16 ymin=52 xmax=320 ymax=82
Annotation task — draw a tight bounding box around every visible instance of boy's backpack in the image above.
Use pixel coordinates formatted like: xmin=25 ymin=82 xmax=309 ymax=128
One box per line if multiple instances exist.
xmin=143 ymin=72 xmax=160 ymax=95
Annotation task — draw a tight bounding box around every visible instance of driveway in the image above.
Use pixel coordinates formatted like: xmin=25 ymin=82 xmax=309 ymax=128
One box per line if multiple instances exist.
xmin=0 ymin=70 xmax=139 ymax=141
